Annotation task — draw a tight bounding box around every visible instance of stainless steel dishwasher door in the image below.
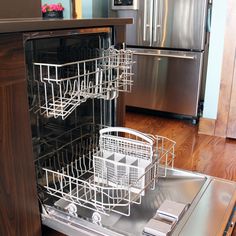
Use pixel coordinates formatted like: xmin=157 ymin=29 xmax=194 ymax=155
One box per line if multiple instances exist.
xmin=41 ymin=168 xmax=236 ymax=236
xmin=126 ymin=48 xmax=204 ymax=117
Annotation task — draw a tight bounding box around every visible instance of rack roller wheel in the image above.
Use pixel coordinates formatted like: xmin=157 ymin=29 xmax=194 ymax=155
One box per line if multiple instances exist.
xmin=65 ymin=203 xmax=77 ymax=217
xmin=92 ymin=212 xmax=102 ymax=225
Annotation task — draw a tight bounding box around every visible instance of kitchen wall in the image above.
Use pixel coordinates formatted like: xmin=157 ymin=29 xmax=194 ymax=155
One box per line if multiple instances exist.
xmin=82 ymin=0 xmax=108 ymax=18
xmin=41 ymin=0 xmax=108 ymax=19
xmin=81 ymin=0 xmax=92 ymax=18
xmin=203 ymin=0 xmax=227 ymax=119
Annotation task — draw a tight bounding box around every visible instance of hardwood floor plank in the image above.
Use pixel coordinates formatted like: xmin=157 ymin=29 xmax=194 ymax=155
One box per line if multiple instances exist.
xmin=125 ymin=111 xmax=236 ymax=181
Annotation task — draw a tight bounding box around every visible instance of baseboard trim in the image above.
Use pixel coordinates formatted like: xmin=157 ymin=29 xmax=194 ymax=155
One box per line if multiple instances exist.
xmin=198 ymin=117 xmax=216 ymax=136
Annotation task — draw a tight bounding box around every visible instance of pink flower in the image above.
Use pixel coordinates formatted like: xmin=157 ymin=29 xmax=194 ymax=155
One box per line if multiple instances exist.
xmin=41 ymin=5 xmax=48 ymax=13
xmin=41 ymin=3 xmax=64 ymax=12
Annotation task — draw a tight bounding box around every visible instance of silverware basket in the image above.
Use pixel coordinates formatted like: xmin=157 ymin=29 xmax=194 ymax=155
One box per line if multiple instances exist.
xmin=94 ymin=127 xmax=155 ymax=196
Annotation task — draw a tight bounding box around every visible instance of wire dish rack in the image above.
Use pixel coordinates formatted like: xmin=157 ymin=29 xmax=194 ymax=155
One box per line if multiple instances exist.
xmin=36 ymin=124 xmax=176 ymax=217
xmin=33 ymin=48 xmax=134 ymax=120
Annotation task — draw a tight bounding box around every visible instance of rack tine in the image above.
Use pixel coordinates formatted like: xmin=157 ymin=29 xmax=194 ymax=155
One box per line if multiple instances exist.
xmin=71 ymin=162 xmax=75 ymax=178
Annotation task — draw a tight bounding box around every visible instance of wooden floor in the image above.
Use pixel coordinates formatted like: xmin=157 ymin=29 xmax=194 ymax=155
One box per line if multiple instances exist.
xmin=125 ymin=111 xmax=236 ymax=181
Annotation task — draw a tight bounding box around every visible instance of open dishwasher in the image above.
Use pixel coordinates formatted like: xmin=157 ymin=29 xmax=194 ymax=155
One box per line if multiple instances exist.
xmin=25 ymin=29 xmax=236 ymax=236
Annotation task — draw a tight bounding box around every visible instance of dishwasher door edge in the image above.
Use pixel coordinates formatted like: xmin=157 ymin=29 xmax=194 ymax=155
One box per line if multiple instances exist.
xmin=42 ymin=205 xmax=123 ymax=236
xmin=41 ymin=169 xmax=236 ymax=236
xmin=173 ymin=177 xmax=236 ymax=236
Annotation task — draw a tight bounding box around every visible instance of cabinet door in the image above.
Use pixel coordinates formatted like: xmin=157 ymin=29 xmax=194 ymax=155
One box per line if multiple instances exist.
xmin=227 ymin=55 xmax=236 ymax=138
xmin=0 ymin=33 xmax=41 ymax=236
xmin=225 ymin=3 xmax=236 ymax=138
xmin=214 ymin=0 xmax=236 ymax=138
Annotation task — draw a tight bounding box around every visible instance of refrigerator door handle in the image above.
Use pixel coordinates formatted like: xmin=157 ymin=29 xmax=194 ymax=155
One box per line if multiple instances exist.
xmin=133 ymin=52 xmax=196 ymax=60
xmin=143 ymin=0 xmax=147 ymax=41
xmin=153 ymin=0 xmax=162 ymax=44
xmin=143 ymin=0 xmax=153 ymax=45
xmin=150 ymin=0 xmax=154 ymax=44
xmin=158 ymin=0 xmax=163 ymax=44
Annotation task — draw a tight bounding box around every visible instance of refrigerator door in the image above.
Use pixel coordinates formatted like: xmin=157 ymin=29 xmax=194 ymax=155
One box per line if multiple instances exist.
xmin=152 ymin=0 xmax=208 ymax=50
xmin=126 ymin=48 xmax=203 ymax=117
xmin=117 ymin=0 xmax=153 ymax=46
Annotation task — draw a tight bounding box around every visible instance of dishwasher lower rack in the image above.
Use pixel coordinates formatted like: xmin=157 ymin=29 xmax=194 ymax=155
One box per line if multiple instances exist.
xmin=36 ymin=124 xmax=176 ymax=217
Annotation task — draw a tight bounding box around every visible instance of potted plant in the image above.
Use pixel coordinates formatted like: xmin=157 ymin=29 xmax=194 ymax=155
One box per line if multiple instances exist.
xmin=42 ymin=3 xmax=64 ymax=19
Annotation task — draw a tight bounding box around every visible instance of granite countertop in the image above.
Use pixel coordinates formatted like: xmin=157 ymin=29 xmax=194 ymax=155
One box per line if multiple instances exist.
xmin=0 ymin=17 xmax=133 ymax=34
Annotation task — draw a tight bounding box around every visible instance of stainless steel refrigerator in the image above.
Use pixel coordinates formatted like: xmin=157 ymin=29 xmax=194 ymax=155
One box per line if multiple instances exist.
xmin=112 ymin=0 xmax=209 ymax=119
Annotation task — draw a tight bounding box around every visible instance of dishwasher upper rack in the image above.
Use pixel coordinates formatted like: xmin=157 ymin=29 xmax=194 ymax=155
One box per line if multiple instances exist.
xmin=33 ymin=47 xmax=134 ymax=120
xmin=37 ymin=123 xmax=176 ymax=217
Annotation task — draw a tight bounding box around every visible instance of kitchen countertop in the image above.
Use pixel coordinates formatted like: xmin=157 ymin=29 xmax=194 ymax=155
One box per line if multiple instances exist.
xmin=0 ymin=18 xmax=133 ymax=34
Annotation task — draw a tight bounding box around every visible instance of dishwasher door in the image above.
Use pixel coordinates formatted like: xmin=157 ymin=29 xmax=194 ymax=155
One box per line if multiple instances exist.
xmin=126 ymin=48 xmax=204 ymax=117
xmin=41 ymin=168 xmax=236 ymax=236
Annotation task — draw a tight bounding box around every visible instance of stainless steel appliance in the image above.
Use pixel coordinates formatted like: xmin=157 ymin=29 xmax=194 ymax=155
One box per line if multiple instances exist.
xmin=24 ymin=26 xmax=236 ymax=236
xmin=1 ymin=5 xmax=235 ymax=234
xmin=112 ymin=0 xmax=209 ymax=119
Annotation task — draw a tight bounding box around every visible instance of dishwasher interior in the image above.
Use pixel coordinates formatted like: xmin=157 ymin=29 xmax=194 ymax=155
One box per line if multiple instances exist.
xmin=24 ymin=29 xmax=235 ymax=236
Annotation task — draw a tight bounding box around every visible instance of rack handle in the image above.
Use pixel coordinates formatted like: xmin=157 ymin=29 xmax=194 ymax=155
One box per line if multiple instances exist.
xmin=99 ymin=127 xmax=154 ymax=146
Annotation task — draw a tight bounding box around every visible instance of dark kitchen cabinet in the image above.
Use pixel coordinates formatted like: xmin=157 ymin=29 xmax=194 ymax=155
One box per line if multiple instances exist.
xmin=0 ymin=33 xmax=41 ymax=236
xmin=0 ymin=19 xmax=131 ymax=236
